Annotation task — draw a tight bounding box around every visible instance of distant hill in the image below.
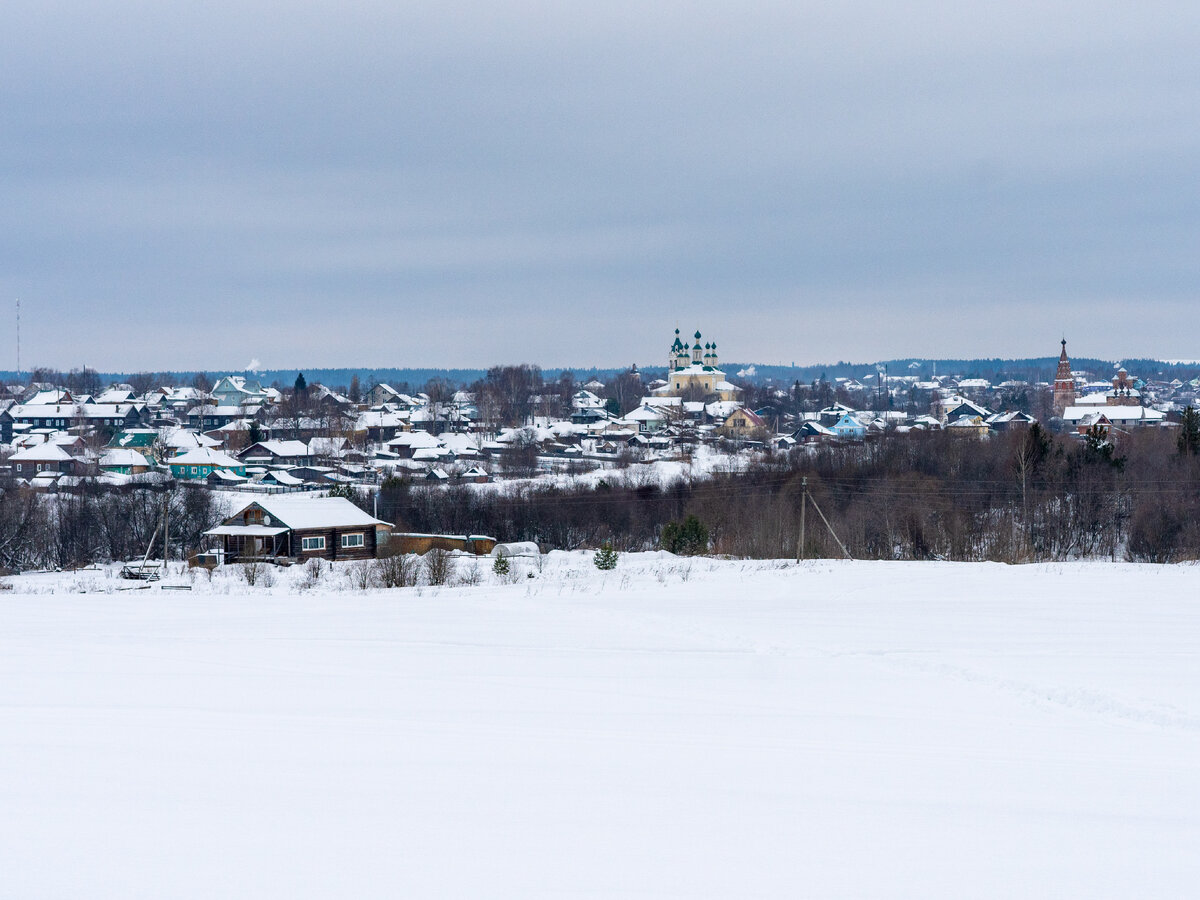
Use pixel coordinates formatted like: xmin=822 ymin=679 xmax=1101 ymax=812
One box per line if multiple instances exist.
xmin=3 ymin=358 xmax=1199 ymax=389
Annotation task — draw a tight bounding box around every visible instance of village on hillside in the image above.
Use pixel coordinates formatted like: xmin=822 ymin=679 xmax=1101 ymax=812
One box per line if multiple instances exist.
xmin=0 ymin=331 xmax=1196 ymax=567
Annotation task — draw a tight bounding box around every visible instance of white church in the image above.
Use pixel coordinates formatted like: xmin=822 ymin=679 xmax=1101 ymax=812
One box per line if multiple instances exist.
xmin=650 ymin=329 xmax=742 ymax=402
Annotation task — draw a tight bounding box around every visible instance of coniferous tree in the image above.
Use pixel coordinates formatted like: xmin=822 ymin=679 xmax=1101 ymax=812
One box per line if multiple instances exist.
xmin=660 ymin=515 xmax=709 ymax=556
xmin=1178 ymin=406 xmax=1200 ymax=456
xmin=593 ymin=542 xmax=618 ymax=570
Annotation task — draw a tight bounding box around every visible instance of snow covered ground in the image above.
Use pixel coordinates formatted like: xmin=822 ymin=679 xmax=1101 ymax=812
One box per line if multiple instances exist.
xmin=3 ymin=555 xmax=1199 ymax=898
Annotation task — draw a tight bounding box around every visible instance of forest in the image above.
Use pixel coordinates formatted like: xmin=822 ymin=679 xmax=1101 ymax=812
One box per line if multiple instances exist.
xmin=372 ymin=424 xmax=1200 ymax=564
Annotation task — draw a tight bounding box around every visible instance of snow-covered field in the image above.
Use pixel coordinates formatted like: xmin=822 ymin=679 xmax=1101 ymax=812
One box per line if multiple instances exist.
xmin=2 ymin=555 xmax=1199 ymax=898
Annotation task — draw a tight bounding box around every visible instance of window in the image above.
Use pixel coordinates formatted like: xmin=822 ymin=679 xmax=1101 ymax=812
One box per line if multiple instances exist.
xmin=301 ymin=536 xmax=326 ymax=552
xmin=340 ymin=533 xmax=364 ymax=549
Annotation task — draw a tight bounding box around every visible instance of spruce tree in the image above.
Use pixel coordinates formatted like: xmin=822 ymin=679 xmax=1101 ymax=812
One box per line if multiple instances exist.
xmin=1178 ymin=406 xmax=1200 ymax=456
xmin=659 ymin=515 xmax=709 ymax=556
xmin=594 ymin=543 xmax=618 ymax=570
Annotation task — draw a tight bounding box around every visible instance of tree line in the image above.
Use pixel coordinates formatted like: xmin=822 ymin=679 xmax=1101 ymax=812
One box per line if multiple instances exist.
xmin=0 ymin=484 xmax=220 ymax=572
xmin=4 ymin=419 xmax=1200 ymax=572
xmin=368 ymin=423 xmax=1200 ymax=563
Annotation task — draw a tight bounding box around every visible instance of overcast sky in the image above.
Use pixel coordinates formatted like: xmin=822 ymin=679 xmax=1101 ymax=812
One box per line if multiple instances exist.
xmin=3 ymin=1 xmax=1198 ymax=372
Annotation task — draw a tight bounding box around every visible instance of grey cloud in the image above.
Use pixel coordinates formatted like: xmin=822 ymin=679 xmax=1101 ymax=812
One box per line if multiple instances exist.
xmin=2 ymin=1 xmax=1198 ymax=369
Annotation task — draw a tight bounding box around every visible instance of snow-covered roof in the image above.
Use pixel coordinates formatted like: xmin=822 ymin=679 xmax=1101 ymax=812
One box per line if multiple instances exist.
xmin=705 ymin=401 xmax=741 ymax=419
xmin=7 ymin=402 xmax=140 ymax=419
xmin=228 ymin=495 xmax=390 ymax=530
xmin=208 ymin=469 xmax=249 ymax=483
xmin=169 ymin=447 xmax=243 ymax=467
xmin=438 ymin=433 xmax=482 ymax=453
xmin=205 ymin=525 xmax=290 ymax=537
xmin=263 ymin=470 xmax=305 ymax=486
xmin=9 ymin=443 xmax=75 ymax=462
xmin=1074 ymin=391 xmax=1112 ymax=407
xmin=355 ymin=411 xmax=406 ymax=429
xmin=251 ymin=440 xmax=309 ymax=457
xmin=624 ymin=406 xmax=667 ymax=422
xmin=386 ymin=431 xmax=443 ymax=450
xmin=100 ymin=449 xmax=150 ymax=467
xmin=947 ymin=415 xmax=987 ymax=428
xmin=1063 ymin=406 xmax=1165 ymax=423
xmin=25 ymin=389 xmax=72 ymax=406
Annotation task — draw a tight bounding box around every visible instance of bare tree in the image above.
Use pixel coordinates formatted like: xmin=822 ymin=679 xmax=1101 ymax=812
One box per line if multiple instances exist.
xmin=423 ymin=547 xmax=454 ymax=585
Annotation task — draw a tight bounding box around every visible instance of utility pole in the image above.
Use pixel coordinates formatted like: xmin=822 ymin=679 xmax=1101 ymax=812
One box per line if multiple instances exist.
xmin=163 ymin=488 xmax=170 ymax=571
xmin=796 ymin=476 xmax=853 ymax=561
xmin=808 ymin=488 xmax=853 ymax=560
xmin=796 ymin=476 xmax=807 ymax=562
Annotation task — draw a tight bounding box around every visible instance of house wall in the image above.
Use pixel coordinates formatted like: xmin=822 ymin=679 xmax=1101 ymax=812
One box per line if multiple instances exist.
xmin=13 ymin=459 xmax=76 ymax=476
xmin=292 ymin=526 xmax=378 ymax=562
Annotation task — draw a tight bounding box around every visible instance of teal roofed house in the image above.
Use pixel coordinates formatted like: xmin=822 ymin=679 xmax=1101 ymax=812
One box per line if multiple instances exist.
xmin=169 ymin=447 xmax=247 ymax=480
xmin=100 ymin=449 xmax=152 ymax=475
xmin=108 ymin=428 xmax=159 ymax=449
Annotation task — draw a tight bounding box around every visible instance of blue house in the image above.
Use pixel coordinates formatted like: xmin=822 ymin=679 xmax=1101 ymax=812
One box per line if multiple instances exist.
xmin=831 ymin=413 xmax=867 ymax=440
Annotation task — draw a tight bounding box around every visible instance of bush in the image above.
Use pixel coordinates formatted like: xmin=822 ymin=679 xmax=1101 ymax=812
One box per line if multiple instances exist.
xmin=457 ymin=564 xmax=482 ymax=586
xmin=594 ymin=543 xmax=618 ymax=570
xmin=659 ymin=515 xmax=709 ymax=556
xmin=1127 ymin=498 xmax=1198 ymax=563
xmin=299 ymin=557 xmax=325 ymax=591
xmin=374 ymin=550 xmax=418 ymax=588
xmin=239 ymin=560 xmax=275 ymax=587
xmin=492 ymin=553 xmax=511 ymax=577
xmin=424 ymin=547 xmax=454 ymax=586
xmin=349 ymin=560 xmax=378 ymax=591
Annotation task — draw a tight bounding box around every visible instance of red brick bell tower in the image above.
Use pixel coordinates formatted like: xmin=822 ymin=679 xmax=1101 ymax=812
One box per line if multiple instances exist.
xmin=1052 ymin=338 xmax=1075 ymax=417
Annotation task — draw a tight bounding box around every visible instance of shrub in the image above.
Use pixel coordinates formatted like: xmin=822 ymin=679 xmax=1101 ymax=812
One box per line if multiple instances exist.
xmin=349 ymin=560 xmax=378 ymax=591
xmin=299 ymin=557 xmax=325 ymax=590
xmin=594 ymin=542 xmax=618 ymax=570
xmin=240 ymin=560 xmax=275 ymax=587
xmin=492 ymin=553 xmax=511 ymax=577
xmin=424 ymin=547 xmax=454 ymax=586
xmin=374 ymin=550 xmax=417 ymax=588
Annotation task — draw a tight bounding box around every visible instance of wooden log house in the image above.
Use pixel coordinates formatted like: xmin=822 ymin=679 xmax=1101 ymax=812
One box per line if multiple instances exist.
xmin=204 ymin=496 xmax=392 ymax=563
